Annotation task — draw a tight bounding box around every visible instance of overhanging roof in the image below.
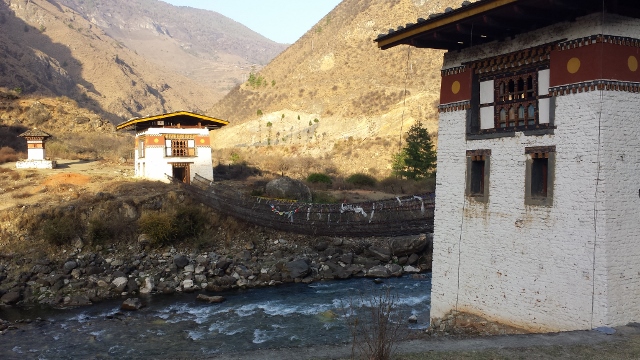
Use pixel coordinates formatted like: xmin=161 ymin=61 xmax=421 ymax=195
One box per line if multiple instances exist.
xmin=116 ymin=111 xmax=229 ymax=131
xmin=375 ymin=0 xmax=640 ymax=51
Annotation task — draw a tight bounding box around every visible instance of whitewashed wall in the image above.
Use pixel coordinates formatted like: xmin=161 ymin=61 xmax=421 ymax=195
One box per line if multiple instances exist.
xmin=431 ymin=13 xmax=640 ymax=331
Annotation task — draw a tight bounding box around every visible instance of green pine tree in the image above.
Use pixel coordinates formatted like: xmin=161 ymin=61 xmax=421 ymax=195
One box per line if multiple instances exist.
xmin=393 ymin=121 xmax=436 ymax=179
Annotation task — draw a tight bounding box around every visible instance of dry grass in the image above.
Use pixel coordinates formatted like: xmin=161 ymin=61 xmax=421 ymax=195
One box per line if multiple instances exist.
xmin=0 ymin=146 xmax=23 ymax=164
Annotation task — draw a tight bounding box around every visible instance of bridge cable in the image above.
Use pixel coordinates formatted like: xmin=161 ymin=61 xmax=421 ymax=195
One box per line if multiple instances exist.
xmin=398 ymin=45 xmax=412 ymax=152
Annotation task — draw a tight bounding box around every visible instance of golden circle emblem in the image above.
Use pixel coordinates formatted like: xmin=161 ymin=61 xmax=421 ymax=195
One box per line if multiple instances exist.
xmin=451 ymin=81 xmax=461 ymax=95
xmin=629 ymin=56 xmax=638 ymax=72
xmin=567 ymin=57 xmax=581 ymax=74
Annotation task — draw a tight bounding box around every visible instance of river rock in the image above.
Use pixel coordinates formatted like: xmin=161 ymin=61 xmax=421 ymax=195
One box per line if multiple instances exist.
xmin=407 ymin=253 xmax=420 ymax=265
xmin=63 ymin=261 xmax=77 ymax=272
xmin=403 ymin=265 xmax=420 ymax=273
xmin=112 ymin=277 xmax=128 ymax=292
xmin=314 ymin=240 xmax=329 ymax=252
xmin=174 ymin=255 xmax=189 ymax=268
xmin=285 ymin=259 xmax=310 ymax=279
xmin=197 ymin=294 xmax=225 ymax=303
xmin=391 ymin=234 xmax=429 ymax=257
xmin=265 ymin=177 xmax=312 ymax=202
xmin=184 ymin=264 xmax=195 ymax=273
xmin=140 ymin=277 xmax=154 ymax=294
xmin=408 ymin=315 xmax=418 ymax=323
xmin=121 ymin=298 xmax=143 ymax=311
xmin=367 ymin=245 xmax=391 ymax=262
xmin=366 ymin=265 xmax=391 ymax=278
xmin=126 ymin=279 xmax=139 ymax=293
xmin=387 ymin=263 xmax=403 ymax=277
xmin=182 ymin=279 xmax=194 ymax=290
xmin=1 ymin=291 xmax=21 ymax=305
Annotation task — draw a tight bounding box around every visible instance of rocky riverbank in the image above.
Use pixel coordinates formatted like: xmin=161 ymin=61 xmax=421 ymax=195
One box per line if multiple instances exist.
xmin=0 ymin=233 xmax=432 ymax=309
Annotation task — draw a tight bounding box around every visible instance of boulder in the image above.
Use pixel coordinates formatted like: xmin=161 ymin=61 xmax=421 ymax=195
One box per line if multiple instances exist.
xmin=174 ymin=255 xmax=189 ymax=268
xmin=391 ymin=234 xmax=430 ymax=257
xmin=407 ymin=253 xmax=420 ymax=265
xmin=285 ymin=259 xmax=310 ymax=279
xmin=367 ymin=245 xmax=391 ymax=262
xmin=0 ymin=291 xmax=21 ymax=305
xmin=63 ymin=261 xmax=77 ymax=272
xmin=403 ymin=265 xmax=420 ymax=273
xmin=366 ymin=265 xmax=391 ymax=278
xmin=112 ymin=277 xmax=128 ymax=292
xmin=196 ymin=294 xmax=225 ymax=303
xmin=182 ymin=279 xmax=194 ymax=290
xmin=265 ymin=177 xmax=312 ymax=202
xmin=386 ymin=263 xmax=403 ymax=277
xmin=121 ymin=298 xmax=144 ymax=311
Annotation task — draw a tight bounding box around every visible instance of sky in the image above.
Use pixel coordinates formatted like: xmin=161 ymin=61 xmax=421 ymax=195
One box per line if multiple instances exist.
xmin=161 ymin=0 xmax=343 ymax=44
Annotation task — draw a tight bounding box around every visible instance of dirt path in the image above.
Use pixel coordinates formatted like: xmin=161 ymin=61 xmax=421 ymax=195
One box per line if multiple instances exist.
xmin=206 ymin=325 xmax=640 ymax=360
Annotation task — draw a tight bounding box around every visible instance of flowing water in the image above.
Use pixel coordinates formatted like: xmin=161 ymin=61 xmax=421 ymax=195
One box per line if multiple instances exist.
xmin=0 ymin=275 xmax=431 ymax=359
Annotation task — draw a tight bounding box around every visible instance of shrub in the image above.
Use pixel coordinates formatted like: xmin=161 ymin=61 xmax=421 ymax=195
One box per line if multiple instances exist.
xmin=346 ymin=287 xmax=403 ymax=360
xmin=311 ymin=191 xmax=338 ymax=204
xmin=0 ymin=147 xmax=21 ymax=164
xmin=137 ymin=212 xmax=174 ymax=247
xmin=307 ymin=172 xmax=332 ymax=184
xmin=346 ymin=173 xmax=377 ymax=187
xmin=173 ymin=205 xmax=208 ymax=240
xmin=41 ymin=216 xmax=81 ymax=246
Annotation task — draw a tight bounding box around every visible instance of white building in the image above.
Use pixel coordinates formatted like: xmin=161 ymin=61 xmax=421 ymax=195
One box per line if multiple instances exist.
xmin=377 ymin=0 xmax=640 ymax=332
xmin=116 ymin=111 xmax=228 ymax=184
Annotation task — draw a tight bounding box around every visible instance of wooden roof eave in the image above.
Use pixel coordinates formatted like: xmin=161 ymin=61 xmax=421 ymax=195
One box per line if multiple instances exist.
xmin=116 ymin=111 xmax=229 ymax=131
xmin=376 ymin=0 xmax=518 ymax=50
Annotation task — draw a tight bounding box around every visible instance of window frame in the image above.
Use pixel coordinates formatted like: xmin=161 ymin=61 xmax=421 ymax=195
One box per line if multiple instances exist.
xmin=165 ymin=138 xmax=196 ymax=157
xmin=466 ymin=44 xmax=557 ymax=140
xmin=524 ymin=146 xmax=555 ymax=206
xmin=465 ymin=149 xmax=491 ymax=203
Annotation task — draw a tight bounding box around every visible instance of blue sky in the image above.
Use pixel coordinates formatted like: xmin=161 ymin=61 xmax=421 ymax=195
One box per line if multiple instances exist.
xmin=161 ymin=0 xmax=342 ymax=44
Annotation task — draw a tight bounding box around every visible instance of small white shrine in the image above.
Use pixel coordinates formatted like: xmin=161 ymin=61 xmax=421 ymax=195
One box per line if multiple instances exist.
xmin=16 ymin=128 xmax=56 ymax=169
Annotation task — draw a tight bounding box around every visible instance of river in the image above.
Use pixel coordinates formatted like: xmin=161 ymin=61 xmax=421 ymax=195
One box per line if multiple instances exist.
xmin=0 ymin=275 xmax=431 ymax=359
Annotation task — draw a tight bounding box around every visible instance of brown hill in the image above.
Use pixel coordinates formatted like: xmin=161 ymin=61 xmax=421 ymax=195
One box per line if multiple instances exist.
xmin=0 ymin=0 xmax=285 ymax=123
xmin=207 ymin=0 xmax=457 ymax=177
xmin=55 ymin=0 xmax=287 ymax=96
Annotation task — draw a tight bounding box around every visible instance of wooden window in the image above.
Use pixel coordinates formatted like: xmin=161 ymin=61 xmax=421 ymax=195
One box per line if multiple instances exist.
xmin=525 ymin=146 xmax=555 ymax=206
xmin=165 ymin=139 xmax=196 ymax=157
xmin=470 ymin=156 xmax=485 ymax=195
xmin=466 ymin=150 xmax=491 ymax=202
xmin=138 ymin=140 xmax=145 ymax=158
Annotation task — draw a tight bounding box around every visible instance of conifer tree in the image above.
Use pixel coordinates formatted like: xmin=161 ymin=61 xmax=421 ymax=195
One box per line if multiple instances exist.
xmin=393 ymin=121 xmax=436 ymax=179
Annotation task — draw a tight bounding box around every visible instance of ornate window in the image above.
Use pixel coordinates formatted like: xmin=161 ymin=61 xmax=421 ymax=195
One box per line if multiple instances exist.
xmin=165 ymin=139 xmax=196 ymax=157
xmin=469 ymin=45 xmax=555 ymax=139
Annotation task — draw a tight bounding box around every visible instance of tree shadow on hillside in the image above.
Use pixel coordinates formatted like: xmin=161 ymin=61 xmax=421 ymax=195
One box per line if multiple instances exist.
xmin=0 ymin=125 xmax=28 ymax=152
xmin=213 ymin=163 xmax=262 ymax=181
xmin=0 ymin=1 xmax=112 ymax=121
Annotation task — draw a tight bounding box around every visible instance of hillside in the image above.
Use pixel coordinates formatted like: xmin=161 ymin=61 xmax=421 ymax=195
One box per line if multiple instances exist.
xmin=0 ymin=0 xmax=285 ymax=123
xmin=208 ymin=0 xmax=456 ymax=177
xmin=56 ymin=0 xmax=287 ymax=96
